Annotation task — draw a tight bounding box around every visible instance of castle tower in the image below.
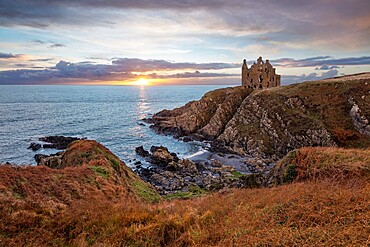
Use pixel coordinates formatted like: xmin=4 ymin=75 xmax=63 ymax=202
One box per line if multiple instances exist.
xmin=241 ymin=57 xmax=280 ymax=89
xmin=241 ymin=59 xmax=248 ymax=86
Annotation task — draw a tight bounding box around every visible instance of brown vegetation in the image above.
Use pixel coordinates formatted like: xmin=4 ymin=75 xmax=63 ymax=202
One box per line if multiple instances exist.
xmin=1 ymin=143 xmax=370 ymax=246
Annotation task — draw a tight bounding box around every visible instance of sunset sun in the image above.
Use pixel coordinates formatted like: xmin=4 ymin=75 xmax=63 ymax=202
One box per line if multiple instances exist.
xmin=134 ymin=78 xmax=150 ymax=86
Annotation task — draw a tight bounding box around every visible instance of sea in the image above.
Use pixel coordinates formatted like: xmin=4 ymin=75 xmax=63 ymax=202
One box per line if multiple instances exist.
xmin=0 ymin=85 xmax=229 ymax=166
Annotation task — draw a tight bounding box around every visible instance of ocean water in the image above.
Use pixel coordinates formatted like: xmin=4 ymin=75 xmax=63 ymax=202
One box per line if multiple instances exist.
xmin=0 ymin=85 xmax=227 ymax=166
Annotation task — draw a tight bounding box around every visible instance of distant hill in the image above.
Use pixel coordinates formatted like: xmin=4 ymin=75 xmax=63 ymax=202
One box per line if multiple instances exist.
xmin=151 ymin=73 xmax=370 ymax=158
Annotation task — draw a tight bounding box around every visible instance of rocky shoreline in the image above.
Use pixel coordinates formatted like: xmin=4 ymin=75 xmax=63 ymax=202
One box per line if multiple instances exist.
xmin=134 ymin=145 xmax=273 ymax=195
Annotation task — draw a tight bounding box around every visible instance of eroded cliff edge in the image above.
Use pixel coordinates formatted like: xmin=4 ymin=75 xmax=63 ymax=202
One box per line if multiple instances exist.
xmin=150 ymin=73 xmax=370 ymax=159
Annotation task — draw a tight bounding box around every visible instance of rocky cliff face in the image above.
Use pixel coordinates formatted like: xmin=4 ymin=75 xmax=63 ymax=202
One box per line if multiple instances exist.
xmin=150 ymin=73 xmax=370 ymax=159
xmin=151 ymin=86 xmax=252 ymax=139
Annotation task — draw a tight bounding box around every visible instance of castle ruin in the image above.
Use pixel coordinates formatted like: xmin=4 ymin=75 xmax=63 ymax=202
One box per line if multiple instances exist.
xmin=241 ymin=57 xmax=281 ymax=89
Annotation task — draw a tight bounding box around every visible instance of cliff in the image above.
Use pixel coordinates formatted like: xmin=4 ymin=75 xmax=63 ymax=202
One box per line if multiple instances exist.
xmin=151 ymin=73 xmax=370 ymax=158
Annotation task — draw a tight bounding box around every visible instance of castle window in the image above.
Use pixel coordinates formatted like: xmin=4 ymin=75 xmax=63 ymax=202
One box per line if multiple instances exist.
xmin=259 ymin=84 xmax=262 ymax=89
xmin=250 ymin=79 xmax=253 ymax=83
xmin=247 ymin=73 xmax=249 ymax=77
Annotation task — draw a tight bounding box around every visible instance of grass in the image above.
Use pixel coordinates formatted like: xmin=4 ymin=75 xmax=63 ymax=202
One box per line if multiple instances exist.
xmin=276 ymin=147 xmax=370 ymax=182
xmin=230 ymin=170 xmax=245 ymax=179
xmin=164 ymin=185 xmax=207 ymax=200
xmin=131 ymin=180 xmax=161 ymax=203
xmin=1 ymin=146 xmax=370 ymax=246
xmin=90 ymin=165 xmax=109 ymax=179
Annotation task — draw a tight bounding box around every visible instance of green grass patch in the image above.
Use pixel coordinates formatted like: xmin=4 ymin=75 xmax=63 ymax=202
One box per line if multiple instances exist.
xmin=131 ymin=180 xmax=161 ymax=203
xmin=163 ymin=192 xmax=194 ymax=200
xmin=90 ymin=166 xmax=109 ymax=179
xmin=230 ymin=171 xmax=246 ymax=179
xmin=164 ymin=185 xmax=206 ymax=200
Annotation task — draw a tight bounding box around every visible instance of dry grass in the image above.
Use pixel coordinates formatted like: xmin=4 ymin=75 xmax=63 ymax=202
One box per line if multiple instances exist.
xmin=276 ymin=147 xmax=370 ymax=181
xmin=1 ymin=145 xmax=370 ymax=246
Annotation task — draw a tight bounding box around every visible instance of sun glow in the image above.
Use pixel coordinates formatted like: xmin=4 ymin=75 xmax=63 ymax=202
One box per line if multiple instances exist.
xmin=133 ymin=78 xmax=150 ymax=86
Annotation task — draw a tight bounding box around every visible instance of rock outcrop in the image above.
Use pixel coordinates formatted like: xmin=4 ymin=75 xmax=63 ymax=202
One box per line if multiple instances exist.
xmin=28 ymin=135 xmax=84 ymax=151
xmin=151 ymin=86 xmax=252 ymax=139
xmin=30 ymin=140 xmax=159 ymax=202
xmin=39 ymin=135 xmax=84 ymax=149
xmin=149 ymin=73 xmax=370 ymax=159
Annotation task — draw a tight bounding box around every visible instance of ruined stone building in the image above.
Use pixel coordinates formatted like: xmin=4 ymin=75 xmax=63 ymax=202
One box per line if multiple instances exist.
xmin=241 ymin=56 xmax=281 ymax=89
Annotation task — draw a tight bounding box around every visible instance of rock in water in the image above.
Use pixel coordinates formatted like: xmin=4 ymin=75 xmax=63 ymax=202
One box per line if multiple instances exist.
xmin=39 ymin=135 xmax=83 ymax=149
xmin=135 ymin=146 xmax=150 ymax=157
xmin=28 ymin=142 xmax=41 ymax=151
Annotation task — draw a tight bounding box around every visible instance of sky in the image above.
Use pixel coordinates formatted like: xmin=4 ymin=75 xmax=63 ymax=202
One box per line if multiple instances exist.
xmin=0 ymin=0 xmax=370 ymax=85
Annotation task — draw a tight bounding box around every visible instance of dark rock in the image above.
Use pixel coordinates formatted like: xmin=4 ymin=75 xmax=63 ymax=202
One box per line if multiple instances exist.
xmin=28 ymin=142 xmax=41 ymax=151
xmin=42 ymin=144 xmax=55 ymax=149
xmin=134 ymin=161 xmax=142 ymax=165
xmin=166 ymin=161 xmax=180 ymax=171
xmin=182 ymin=136 xmax=192 ymax=142
xmin=150 ymin=146 xmax=178 ymax=165
xmin=150 ymin=145 xmax=168 ymax=153
xmin=39 ymin=136 xmax=83 ymax=149
xmin=135 ymin=146 xmax=150 ymax=157
xmin=211 ymin=160 xmax=223 ymax=167
xmin=170 ymin=152 xmax=179 ymax=162
xmin=142 ymin=118 xmax=154 ymax=124
xmin=34 ymin=152 xmax=64 ymax=168
xmin=187 ymin=133 xmax=206 ymax=142
xmin=137 ymin=122 xmax=145 ymax=126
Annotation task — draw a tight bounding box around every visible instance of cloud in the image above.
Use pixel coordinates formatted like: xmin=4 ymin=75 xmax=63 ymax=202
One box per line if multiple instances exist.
xmin=0 ymin=58 xmax=240 ymax=84
xmin=1 ymin=0 xmax=370 ymax=51
xmin=49 ymin=43 xmax=65 ymax=48
xmin=29 ymin=58 xmax=54 ymax=62
xmin=31 ymin=39 xmax=47 ymax=44
xmin=111 ymin=58 xmax=239 ymax=72
xmin=162 ymin=71 xmax=238 ymax=79
xmin=30 ymin=39 xmax=66 ymax=48
xmin=272 ymin=56 xmax=370 ymax=68
xmin=0 ymin=52 xmax=21 ymax=59
xmin=315 ymin=65 xmax=340 ymax=70
xmin=282 ymin=69 xmax=339 ymax=84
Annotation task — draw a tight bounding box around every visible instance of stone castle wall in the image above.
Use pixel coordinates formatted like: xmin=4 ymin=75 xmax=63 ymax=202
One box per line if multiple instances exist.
xmin=242 ymin=57 xmax=281 ymax=89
